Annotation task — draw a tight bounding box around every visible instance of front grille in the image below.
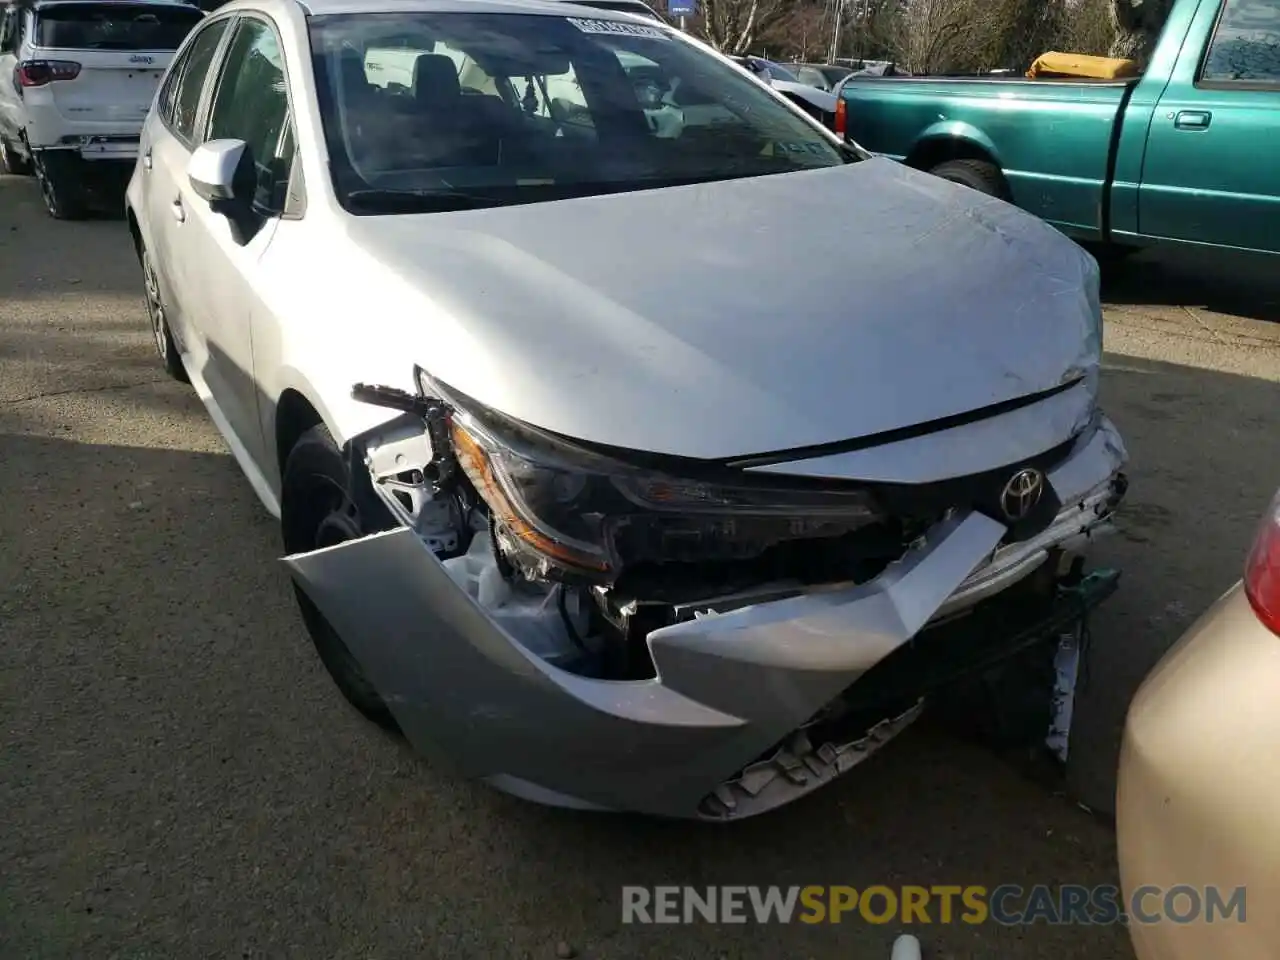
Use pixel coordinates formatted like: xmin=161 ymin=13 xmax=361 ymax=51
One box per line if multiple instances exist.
xmin=865 ymin=433 xmax=1076 ymax=519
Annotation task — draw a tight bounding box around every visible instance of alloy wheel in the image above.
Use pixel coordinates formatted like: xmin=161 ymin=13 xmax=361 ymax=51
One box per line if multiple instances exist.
xmin=141 ymin=251 xmax=168 ymax=360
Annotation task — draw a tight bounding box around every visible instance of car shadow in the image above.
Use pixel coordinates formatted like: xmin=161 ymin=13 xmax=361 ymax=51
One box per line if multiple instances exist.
xmin=0 ymin=434 xmax=1137 ymax=960
xmin=1101 ymin=246 xmax=1280 ymax=326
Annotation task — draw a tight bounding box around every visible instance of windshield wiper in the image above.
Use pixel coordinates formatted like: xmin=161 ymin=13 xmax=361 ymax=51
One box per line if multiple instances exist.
xmin=344 ymin=188 xmax=513 ymax=213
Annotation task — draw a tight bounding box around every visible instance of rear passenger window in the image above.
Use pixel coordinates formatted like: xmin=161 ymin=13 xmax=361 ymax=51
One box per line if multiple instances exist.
xmin=166 ymin=18 xmax=229 ymax=144
xmin=1202 ymin=0 xmax=1280 ymax=83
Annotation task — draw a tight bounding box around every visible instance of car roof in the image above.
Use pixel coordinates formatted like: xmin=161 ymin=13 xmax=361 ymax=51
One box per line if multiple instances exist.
xmin=295 ymin=0 xmax=661 ymax=19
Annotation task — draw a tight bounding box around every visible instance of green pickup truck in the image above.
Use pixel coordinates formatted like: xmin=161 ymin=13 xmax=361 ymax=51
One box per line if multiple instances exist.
xmin=837 ymin=0 xmax=1280 ymax=256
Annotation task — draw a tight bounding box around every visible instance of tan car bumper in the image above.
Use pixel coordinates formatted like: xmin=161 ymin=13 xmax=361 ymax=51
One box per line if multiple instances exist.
xmin=1117 ymin=582 xmax=1280 ymax=960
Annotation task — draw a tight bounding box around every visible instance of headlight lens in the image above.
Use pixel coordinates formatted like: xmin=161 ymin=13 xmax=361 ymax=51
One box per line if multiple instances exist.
xmin=419 ymin=369 xmax=884 ymax=582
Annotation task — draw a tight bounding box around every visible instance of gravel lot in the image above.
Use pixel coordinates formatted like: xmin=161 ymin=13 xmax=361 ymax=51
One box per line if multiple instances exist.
xmin=2 ymin=172 xmax=1278 ymax=960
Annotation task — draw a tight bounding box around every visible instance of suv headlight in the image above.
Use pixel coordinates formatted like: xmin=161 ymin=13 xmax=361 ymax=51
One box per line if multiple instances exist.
xmin=418 ymin=368 xmax=885 ymax=583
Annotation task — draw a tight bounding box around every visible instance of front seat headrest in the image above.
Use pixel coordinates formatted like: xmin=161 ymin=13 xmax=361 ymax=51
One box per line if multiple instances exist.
xmin=413 ymin=53 xmax=462 ymax=105
xmin=338 ymin=48 xmax=371 ymax=97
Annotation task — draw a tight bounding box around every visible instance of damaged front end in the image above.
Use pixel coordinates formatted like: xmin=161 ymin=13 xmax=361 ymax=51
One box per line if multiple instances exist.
xmin=284 ymin=369 xmax=1127 ymax=820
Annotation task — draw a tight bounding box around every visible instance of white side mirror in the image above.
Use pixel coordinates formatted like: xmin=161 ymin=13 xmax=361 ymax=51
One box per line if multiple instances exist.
xmin=187 ymin=138 xmax=246 ymax=206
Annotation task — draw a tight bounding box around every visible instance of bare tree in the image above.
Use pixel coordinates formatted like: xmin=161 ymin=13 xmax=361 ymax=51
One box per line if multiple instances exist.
xmin=1107 ymin=0 xmax=1174 ymax=64
xmin=885 ymin=0 xmax=1066 ymax=75
xmin=888 ymin=0 xmax=984 ymax=73
xmin=1058 ymin=0 xmax=1118 ymax=57
xmin=697 ymin=0 xmax=794 ymax=54
xmin=768 ymin=1 xmax=829 ymax=60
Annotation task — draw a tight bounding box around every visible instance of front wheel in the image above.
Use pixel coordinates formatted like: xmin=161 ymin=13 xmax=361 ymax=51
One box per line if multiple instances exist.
xmin=929 ymin=158 xmax=1005 ymax=198
xmin=281 ymin=423 xmax=401 ymax=733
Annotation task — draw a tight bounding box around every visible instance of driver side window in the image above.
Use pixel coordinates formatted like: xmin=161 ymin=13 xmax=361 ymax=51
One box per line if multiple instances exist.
xmin=205 ymin=17 xmax=294 ymax=214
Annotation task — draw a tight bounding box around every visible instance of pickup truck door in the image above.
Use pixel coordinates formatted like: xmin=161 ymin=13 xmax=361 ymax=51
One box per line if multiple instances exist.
xmin=1139 ymin=0 xmax=1280 ymax=253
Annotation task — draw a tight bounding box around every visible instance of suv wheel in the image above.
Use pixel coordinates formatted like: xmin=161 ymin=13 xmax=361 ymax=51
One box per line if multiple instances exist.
xmin=33 ymin=153 xmax=87 ymax=219
xmin=281 ymin=423 xmax=401 ymax=733
xmin=139 ymin=245 xmax=188 ymax=383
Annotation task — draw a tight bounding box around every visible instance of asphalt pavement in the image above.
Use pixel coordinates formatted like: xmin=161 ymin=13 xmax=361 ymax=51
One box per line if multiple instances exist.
xmin=3 ymin=172 xmax=1279 ymax=960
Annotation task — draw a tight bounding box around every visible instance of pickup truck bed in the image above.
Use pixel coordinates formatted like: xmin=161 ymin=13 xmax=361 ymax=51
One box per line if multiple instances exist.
xmin=837 ymin=0 xmax=1280 ymax=256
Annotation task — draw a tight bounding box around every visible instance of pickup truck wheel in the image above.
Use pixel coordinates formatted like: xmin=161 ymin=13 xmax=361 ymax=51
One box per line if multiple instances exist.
xmin=0 ymin=137 xmax=30 ymax=176
xmin=929 ymin=159 xmax=1005 ymax=198
xmin=281 ymin=424 xmax=402 ymax=734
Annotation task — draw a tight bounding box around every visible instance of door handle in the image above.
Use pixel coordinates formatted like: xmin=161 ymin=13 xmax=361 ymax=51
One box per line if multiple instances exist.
xmin=169 ymin=197 xmax=185 ymax=223
xmin=141 ymin=148 xmax=152 ymax=170
xmin=1174 ymin=110 xmax=1212 ymax=130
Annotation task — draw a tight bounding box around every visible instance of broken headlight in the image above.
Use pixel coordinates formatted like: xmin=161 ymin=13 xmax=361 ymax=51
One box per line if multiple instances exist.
xmin=418 ymin=369 xmax=884 ymax=583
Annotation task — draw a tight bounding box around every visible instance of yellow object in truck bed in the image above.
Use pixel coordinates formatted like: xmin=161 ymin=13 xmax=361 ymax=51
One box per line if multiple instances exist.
xmin=1025 ymin=52 xmax=1139 ymax=79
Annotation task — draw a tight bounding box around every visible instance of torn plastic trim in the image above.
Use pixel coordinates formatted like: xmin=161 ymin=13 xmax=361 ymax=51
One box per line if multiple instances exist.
xmin=701 ymin=698 xmax=925 ymax=820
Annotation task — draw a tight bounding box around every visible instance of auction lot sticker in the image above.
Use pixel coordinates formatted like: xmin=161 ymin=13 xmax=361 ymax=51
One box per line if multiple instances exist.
xmin=566 ymin=17 xmax=671 ymax=39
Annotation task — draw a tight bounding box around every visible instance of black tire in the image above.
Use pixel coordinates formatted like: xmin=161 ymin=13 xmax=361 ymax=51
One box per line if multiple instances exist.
xmin=281 ymin=423 xmax=401 ymax=733
xmin=929 ymin=158 xmax=1005 ymax=198
xmin=0 ymin=137 xmax=30 ymax=176
xmin=32 ymin=153 xmax=87 ymax=220
xmin=139 ymin=244 xmax=189 ymax=383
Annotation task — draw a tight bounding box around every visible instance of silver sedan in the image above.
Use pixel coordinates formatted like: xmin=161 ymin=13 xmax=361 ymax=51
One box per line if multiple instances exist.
xmin=125 ymin=0 xmax=1127 ymax=819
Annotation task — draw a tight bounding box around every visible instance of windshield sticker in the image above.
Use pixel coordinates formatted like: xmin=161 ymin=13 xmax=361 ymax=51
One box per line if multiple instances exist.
xmin=565 ymin=17 xmax=671 ymax=40
xmin=774 ymin=141 xmax=831 ymax=156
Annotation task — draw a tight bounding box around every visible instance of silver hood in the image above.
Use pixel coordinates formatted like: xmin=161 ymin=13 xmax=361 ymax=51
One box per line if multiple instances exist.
xmin=347 ymin=157 xmax=1101 ymax=461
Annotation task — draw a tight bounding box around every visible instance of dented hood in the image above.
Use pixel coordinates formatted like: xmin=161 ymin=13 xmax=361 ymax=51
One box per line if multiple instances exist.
xmin=346 ymin=158 xmax=1101 ymax=460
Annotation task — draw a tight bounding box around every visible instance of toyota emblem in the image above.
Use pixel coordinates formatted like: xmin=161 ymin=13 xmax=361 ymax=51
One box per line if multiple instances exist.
xmin=1000 ymin=468 xmax=1045 ymax=522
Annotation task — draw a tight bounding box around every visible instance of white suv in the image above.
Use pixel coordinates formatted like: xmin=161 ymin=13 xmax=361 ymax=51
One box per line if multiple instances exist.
xmin=0 ymin=0 xmax=202 ymax=217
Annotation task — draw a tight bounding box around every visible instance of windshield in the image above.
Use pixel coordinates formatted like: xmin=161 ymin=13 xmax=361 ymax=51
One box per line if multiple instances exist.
xmin=34 ymin=3 xmax=202 ymax=50
xmin=309 ymin=12 xmax=855 ymax=215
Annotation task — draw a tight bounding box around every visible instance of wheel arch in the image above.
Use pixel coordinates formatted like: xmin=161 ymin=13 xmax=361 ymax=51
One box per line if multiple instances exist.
xmin=125 ymin=205 xmax=144 ymax=262
xmin=905 ymin=134 xmax=1011 ymax=201
xmin=905 ymin=121 xmax=1003 ymax=169
xmin=275 ymin=387 xmax=326 ymax=477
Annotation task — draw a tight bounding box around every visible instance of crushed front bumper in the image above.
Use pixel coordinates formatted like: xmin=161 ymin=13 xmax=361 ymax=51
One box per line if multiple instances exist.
xmin=285 ymin=416 xmax=1126 ymax=820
